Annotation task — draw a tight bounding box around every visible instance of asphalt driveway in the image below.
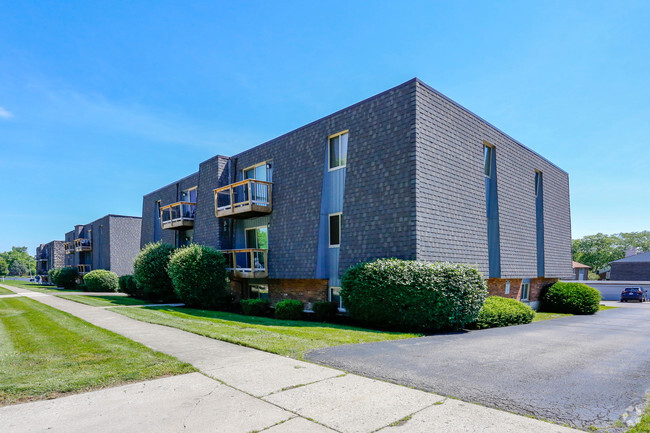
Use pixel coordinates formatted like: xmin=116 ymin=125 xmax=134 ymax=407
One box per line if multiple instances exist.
xmin=306 ymin=303 xmax=650 ymax=430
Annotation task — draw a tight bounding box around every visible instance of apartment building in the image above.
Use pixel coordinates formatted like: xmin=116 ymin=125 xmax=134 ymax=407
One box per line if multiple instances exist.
xmin=35 ymin=240 xmax=65 ymax=282
xmin=64 ymin=214 xmax=142 ymax=277
xmin=140 ymin=78 xmax=573 ymax=309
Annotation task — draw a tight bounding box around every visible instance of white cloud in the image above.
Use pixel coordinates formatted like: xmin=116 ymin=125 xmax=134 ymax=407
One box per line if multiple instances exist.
xmin=0 ymin=106 xmax=13 ymax=119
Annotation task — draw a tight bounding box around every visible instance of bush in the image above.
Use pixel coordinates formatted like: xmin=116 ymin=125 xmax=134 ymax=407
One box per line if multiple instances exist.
xmin=56 ymin=267 xmax=79 ymax=290
xmin=475 ymin=296 xmax=535 ymax=329
xmin=118 ymin=274 xmax=141 ymax=297
xmin=275 ymin=299 xmax=304 ymax=320
xmin=341 ymin=259 xmax=488 ymax=331
xmin=312 ymin=301 xmax=338 ymax=322
xmin=241 ymin=299 xmax=270 ymax=316
xmin=133 ymin=242 xmax=177 ymax=302
xmin=167 ymin=244 xmax=229 ymax=309
xmin=541 ymin=281 xmax=601 ymax=315
xmin=48 ymin=268 xmax=62 ymax=286
xmin=76 ymin=283 xmax=88 ymax=292
xmin=83 ymin=269 xmax=119 ymax=292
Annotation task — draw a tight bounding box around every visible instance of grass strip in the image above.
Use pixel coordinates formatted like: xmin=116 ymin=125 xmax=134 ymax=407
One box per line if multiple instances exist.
xmin=57 ymin=295 xmax=153 ymax=307
xmin=113 ymin=306 xmax=419 ymax=360
xmin=0 ymin=280 xmax=79 ymax=294
xmin=0 ymin=296 xmax=195 ymax=405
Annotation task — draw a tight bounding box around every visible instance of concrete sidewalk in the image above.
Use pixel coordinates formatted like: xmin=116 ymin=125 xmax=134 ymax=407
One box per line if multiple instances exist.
xmin=0 ymin=285 xmax=581 ymax=433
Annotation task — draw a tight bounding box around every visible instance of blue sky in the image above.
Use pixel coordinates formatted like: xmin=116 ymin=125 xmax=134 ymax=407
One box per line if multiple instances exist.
xmin=1 ymin=1 xmax=649 ymax=254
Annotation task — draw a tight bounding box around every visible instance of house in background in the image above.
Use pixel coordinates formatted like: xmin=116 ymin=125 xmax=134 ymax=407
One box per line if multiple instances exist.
xmin=64 ymin=214 xmax=142 ymax=277
xmin=609 ymin=251 xmax=650 ymax=281
xmin=35 ymin=241 xmax=65 ymax=282
xmin=572 ymin=261 xmax=591 ymax=280
xmin=141 ymin=78 xmax=573 ymax=309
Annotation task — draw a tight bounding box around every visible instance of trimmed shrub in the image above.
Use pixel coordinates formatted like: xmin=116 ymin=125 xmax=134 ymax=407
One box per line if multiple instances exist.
xmin=341 ymin=259 xmax=488 ymax=331
xmin=275 ymin=299 xmax=304 ymax=320
xmin=312 ymin=301 xmax=338 ymax=322
xmin=541 ymin=281 xmax=601 ymax=315
xmin=56 ymin=267 xmax=79 ymax=290
xmin=241 ymin=299 xmax=270 ymax=316
xmin=83 ymin=269 xmax=119 ymax=292
xmin=133 ymin=242 xmax=177 ymax=302
xmin=118 ymin=274 xmax=141 ymax=297
xmin=167 ymin=244 xmax=229 ymax=309
xmin=475 ymin=296 xmax=535 ymax=329
xmin=48 ymin=268 xmax=62 ymax=286
xmin=76 ymin=283 xmax=88 ymax=292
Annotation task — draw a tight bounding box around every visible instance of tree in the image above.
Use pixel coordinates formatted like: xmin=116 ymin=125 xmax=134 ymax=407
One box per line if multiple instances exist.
xmin=0 ymin=258 xmax=8 ymax=276
xmin=572 ymin=230 xmax=650 ymax=272
xmin=0 ymin=246 xmax=36 ymax=276
xmin=9 ymin=261 xmax=28 ymax=276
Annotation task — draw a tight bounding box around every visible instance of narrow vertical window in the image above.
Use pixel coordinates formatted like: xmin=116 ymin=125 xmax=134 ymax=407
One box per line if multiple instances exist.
xmin=329 ymin=287 xmax=345 ymax=310
xmin=484 ymin=145 xmax=492 ymax=177
xmin=484 ymin=142 xmax=501 ymax=278
xmin=521 ymin=282 xmax=530 ymax=301
xmin=534 ymin=171 xmax=540 ymax=197
xmin=328 ymin=131 xmax=349 ymax=170
xmin=535 ymin=170 xmax=545 ymax=277
xmin=329 ymin=213 xmax=341 ymax=247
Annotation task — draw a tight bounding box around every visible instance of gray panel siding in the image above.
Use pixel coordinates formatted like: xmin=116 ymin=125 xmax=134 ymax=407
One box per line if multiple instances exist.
xmin=414 ymin=80 xmax=572 ymax=279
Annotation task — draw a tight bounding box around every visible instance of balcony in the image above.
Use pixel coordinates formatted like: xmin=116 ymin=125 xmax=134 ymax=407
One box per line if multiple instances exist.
xmin=214 ymin=179 xmax=272 ymax=219
xmin=161 ymin=201 xmax=196 ymax=230
xmin=74 ymin=239 xmax=92 ymax=252
xmin=220 ymin=249 xmax=268 ymax=279
xmin=64 ymin=242 xmax=75 ymax=254
xmin=77 ymin=264 xmax=91 ymax=276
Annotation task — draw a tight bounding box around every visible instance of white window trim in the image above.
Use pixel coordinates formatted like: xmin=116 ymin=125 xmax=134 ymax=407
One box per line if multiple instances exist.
xmin=328 ymin=212 xmax=342 ymax=248
xmin=329 ymin=286 xmax=346 ymax=312
xmin=505 ymin=280 xmax=510 ymax=295
xmin=328 ymin=130 xmax=349 ymax=172
xmin=521 ymin=282 xmax=530 ymax=301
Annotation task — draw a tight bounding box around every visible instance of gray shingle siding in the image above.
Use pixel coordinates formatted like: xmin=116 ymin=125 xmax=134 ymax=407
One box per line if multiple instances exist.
xmin=610 ymin=263 xmax=650 ymax=281
xmin=109 ymin=215 xmax=142 ymax=275
xmin=193 ymin=156 xmax=230 ymax=250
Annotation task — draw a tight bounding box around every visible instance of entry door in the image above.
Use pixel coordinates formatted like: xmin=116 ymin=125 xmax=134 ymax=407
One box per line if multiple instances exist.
xmin=245 ymin=226 xmax=268 ymax=270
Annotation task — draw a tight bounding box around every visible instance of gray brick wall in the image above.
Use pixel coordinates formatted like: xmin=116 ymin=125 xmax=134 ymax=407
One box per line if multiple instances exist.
xmin=109 ymin=215 xmax=142 ymax=276
xmin=414 ymin=79 xmax=572 ymax=279
xmin=140 ymin=172 xmax=199 ymax=248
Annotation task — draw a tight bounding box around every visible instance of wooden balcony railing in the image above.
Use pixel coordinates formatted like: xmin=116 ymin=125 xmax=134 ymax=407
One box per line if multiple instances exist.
xmin=64 ymin=242 xmax=75 ymax=254
xmin=220 ymin=249 xmax=268 ymax=279
xmin=214 ymin=179 xmax=272 ymax=219
xmin=161 ymin=201 xmax=196 ymax=230
xmin=74 ymin=239 xmax=92 ymax=252
xmin=77 ymin=264 xmax=91 ymax=275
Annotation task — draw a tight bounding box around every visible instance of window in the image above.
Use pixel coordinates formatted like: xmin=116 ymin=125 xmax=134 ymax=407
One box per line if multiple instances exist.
xmin=521 ymin=282 xmax=530 ymax=301
xmin=243 ymin=161 xmax=271 ymax=182
xmin=484 ymin=144 xmax=493 ymax=177
xmin=250 ymin=284 xmax=269 ymax=300
xmin=329 ymin=287 xmax=345 ymax=311
xmin=505 ymin=280 xmax=510 ymax=295
xmin=534 ymin=171 xmax=541 ymax=197
xmin=329 ymin=213 xmax=341 ymax=247
xmin=328 ymin=130 xmax=349 ymax=170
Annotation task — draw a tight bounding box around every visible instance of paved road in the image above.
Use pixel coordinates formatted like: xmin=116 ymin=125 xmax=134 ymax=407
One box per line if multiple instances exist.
xmin=306 ymin=302 xmax=650 ymax=431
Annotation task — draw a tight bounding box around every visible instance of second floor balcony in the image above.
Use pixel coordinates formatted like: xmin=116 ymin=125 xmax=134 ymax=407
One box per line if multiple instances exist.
xmin=161 ymin=201 xmax=196 ymax=230
xmin=74 ymin=239 xmax=92 ymax=252
xmin=77 ymin=264 xmax=91 ymax=275
xmin=214 ymin=179 xmax=272 ymax=219
xmin=220 ymin=249 xmax=268 ymax=279
xmin=64 ymin=242 xmax=75 ymax=254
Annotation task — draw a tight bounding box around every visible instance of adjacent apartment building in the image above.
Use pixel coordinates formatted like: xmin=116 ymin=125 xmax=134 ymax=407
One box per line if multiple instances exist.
xmin=35 ymin=241 xmax=65 ymax=282
xmin=140 ymin=78 xmax=573 ymax=309
xmin=64 ymin=214 xmax=142 ymax=277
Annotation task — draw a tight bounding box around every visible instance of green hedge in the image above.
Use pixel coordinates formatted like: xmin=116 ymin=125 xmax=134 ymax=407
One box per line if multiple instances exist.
xmin=475 ymin=296 xmax=535 ymax=329
xmin=167 ymin=244 xmax=229 ymax=309
xmin=241 ymin=299 xmax=270 ymax=316
xmin=48 ymin=268 xmax=61 ymax=286
xmin=83 ymin=269 xmax=119 ymax=292
xmin=541 ymin=281 xmax=601 ymax=314
xmin=312 ymin=301 xmax=338 ymax=322
xmin=275 ymin=299 xmax=303 ymax=320
xmin=341 ymin=259 xmax=488 ymax=331
xmin=133 ymin=242 xmax=177 ymax=302
xmin=56 ymin=267 xmax=79 ymax=290
xmin=118 ymin=274 xmax=141 ymax=297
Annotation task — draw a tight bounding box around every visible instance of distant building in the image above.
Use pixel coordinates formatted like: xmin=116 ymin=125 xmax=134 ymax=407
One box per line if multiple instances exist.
xmin=35 ymin=241 xmax=65 ymax=282
xmin=140 ymin=78 xmax=573 ymax=309
xmin=572 ymin=261 xmax=591 ymax=280
xmin=64 ymin=214 xmax=142 ymax=277
xmin=609 ymin=251 xmax=650 ymax=281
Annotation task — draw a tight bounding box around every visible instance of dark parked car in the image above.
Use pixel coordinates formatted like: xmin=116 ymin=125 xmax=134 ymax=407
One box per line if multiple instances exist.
xmin=620 ymin=287 xmax=647 ymax=303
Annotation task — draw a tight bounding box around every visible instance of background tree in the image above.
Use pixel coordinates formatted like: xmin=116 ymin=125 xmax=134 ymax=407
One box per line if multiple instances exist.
xmin=0 ymin=258 xmax=8 ymax=276
xmin=9 ymin=261 xmax=28 ymax=276
xmin=572 ymin=230 xmax=650 ymax=272
xmin=0 ymin=246 xmax=36 ymax=275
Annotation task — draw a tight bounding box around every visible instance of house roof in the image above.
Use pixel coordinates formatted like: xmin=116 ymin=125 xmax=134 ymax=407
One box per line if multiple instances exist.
xmin=610 ymin=251 xmax=650 ymax=264
xmin=572 ymin=261 xmax=591 ymax=269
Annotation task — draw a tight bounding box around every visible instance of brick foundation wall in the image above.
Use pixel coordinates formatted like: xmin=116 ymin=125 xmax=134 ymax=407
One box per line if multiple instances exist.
xmin=268 ymin=279 xmax=328 ymax=306
xmin=487 ymin=277 xmax=557 ymax=302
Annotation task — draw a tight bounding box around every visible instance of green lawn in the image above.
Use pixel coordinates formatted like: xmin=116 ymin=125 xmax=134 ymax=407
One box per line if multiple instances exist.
xmin=113 ymin=306 xmax=419 ymax=360
xmin=0 ymin=296 xmax=195 ymax=405
xmin=533 ymin=304 xmax=617 ymax=322
xmin=58 ymin=295 xmax=154 ymax=307
xmin=0 ymin=279 xmax=80 ymax=294
xmin=0 ymin=286 xmax=14 ymax=295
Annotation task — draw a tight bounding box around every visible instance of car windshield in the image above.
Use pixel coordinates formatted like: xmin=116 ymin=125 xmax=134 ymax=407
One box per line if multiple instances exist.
xmin=624 ymin=288 xmax=641 ymax=293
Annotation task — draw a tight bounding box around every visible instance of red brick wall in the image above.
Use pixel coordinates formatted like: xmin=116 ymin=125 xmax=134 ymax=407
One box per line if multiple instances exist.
xmin=487 ymin=277 xmax=558 ymax=302
xmin=268 ymin=279 xmax=328 ymax=306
